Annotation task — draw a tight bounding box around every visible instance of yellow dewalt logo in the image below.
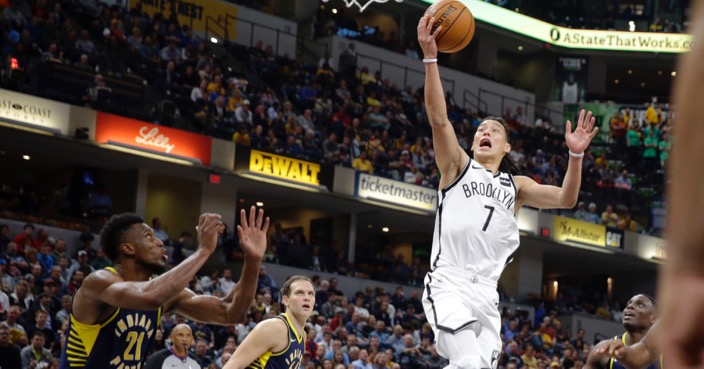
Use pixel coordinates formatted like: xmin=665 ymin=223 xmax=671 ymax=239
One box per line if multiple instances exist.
xmin=249 ymin=151 xmax=320 ymax=186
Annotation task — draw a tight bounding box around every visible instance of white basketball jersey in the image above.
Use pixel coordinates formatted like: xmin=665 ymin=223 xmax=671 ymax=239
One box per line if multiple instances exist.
xmin=562 ymin=82 xmax=579 ymax=104
xmin=430 ymin=158 xmax=519 ymax=282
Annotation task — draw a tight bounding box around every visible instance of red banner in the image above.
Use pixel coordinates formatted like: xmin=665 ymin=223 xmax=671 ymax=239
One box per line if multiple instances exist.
xmin=95 ymin=112 xmax=212 ymax=165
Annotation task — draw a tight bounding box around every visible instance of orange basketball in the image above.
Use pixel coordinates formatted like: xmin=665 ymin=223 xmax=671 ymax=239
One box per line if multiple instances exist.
xmin=425 ymin=0 xmax=475 ymax=53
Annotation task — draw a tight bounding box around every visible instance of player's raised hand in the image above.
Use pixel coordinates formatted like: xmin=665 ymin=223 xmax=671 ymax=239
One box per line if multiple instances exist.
xmin=237 ymin=206 xmax=270 ymax=260
xmin=565 ymin=109 xmax=598 ymax=155
xmin=196 ymin=213 xmax=225 ymax=254
xmin=417 ymin=15 xmax=440 ymax=58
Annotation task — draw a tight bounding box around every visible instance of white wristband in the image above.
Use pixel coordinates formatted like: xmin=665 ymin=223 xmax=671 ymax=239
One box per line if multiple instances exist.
xmin=423 ymin=58 xmax=438 ymax=64
xmin=569 ymin=150 xmax=584 ymax=158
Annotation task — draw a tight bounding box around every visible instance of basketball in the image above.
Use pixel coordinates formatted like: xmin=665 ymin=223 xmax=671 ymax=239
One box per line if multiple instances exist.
xmin=425 ymin=0 xmax=475 ymax=53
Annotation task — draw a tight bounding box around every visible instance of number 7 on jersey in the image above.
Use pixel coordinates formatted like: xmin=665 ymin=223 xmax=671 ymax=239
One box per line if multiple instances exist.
xmin=482 ymin=205 xmax=495 ymax=232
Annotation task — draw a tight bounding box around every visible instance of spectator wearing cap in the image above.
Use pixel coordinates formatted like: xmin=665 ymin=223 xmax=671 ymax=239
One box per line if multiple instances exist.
xmin=66 ymin=250 xmax=94 ymax=280
xmin=13 ymin=224 xmax=37 ymax=256
xmin=77 ymin=232 xmax=97 ymax=261
xmin=234 ymin=99 xmax=253 ymax=126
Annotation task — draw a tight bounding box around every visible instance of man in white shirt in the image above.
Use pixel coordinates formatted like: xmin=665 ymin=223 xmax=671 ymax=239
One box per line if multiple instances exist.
xmin=218 ymin=269 xmax=236 ymax=296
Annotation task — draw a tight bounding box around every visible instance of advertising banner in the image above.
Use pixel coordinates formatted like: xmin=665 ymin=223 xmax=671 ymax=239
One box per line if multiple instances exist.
xmin=356 ymin=173 xmax=438 ymax=212
xmin=606 ymin=227 xmax=624 ymax=250
xmin=248 ymin=150 xmax=321 ymax=187
xmin=421 ymin=0 xmax=692 ymax=53
xmin=553 ymin=56 xmax=588 ymax=105
xmin=553 ymin=215 xmax=606 ymax=248
xmin=95 ymin=112 xmax=212 ymax=165
xmin=0 ymin=89 xmax=71 ymax=135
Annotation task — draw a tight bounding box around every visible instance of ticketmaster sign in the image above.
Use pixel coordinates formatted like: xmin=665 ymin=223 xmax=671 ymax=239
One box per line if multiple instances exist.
xmin=422 ymin=0 xmax=692 ymax=53
xmin=356 ymin=173 xmax=438 ymax=212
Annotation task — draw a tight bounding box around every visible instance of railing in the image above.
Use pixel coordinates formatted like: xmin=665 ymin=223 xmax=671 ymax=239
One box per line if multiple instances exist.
xmin=356 ymin=53 xmax=455 ymax=95
xmin=204 ymin=14 xmax=328 ymax=59
xmin=463 ymin=89 xmax=488 ymax=114
xmin=478 ymin=88 xmax=531 ymax=117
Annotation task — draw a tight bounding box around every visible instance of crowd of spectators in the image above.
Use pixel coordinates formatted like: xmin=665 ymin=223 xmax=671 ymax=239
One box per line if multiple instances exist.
xmin=0 ymin=219 xmax=636 ymax=369
xmin=1 ymin=1 xmax=668 ymax=229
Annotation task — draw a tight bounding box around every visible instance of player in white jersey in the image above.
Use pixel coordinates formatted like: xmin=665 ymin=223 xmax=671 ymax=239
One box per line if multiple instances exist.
xmin=417 ymin=15 xmax=598 ymax=369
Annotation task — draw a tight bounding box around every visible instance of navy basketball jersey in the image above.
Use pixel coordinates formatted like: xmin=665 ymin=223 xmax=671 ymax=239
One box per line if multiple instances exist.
xmin=59 ymin=267 xmax=162 ymax=369
xmin=247 ymin=313 xmax=304 ymax=369
xmin=609 ymin=333 xmax=662 ymax=369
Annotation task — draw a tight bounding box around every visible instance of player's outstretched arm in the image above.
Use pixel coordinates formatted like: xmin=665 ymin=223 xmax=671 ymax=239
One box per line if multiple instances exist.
xmin=595 ymin=339 xmax=657 ymax=369
xmin=583 ymin=340 xmax=611 ymax=369
xmin=417 ymin=15 xmax=468 ymax=187
xmin=515 ymin=109 xmax=597 ymax=209
xmin=659 ymin=3 xmax=704 ymax=367
xmin=78 ymin=214 xmax=223 ymax=311
xmin=222 ymin=318 xmax=286 ymax=369
xmin=168 ymin=206 xmax=269 ymax=324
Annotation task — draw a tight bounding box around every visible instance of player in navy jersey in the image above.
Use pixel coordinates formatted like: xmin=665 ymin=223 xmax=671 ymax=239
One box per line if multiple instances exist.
xmin=585 ymin=294 xmax=661 ymax=369
xmin=59 ymin=207 xmax=270 ymax=369
xmin=224 ymin=275 xmax=315 ymax=369
xmin=596 ymin=320 xmax=662 ymax=369
xmin=417 ymin=15 xmax=598 ymax=369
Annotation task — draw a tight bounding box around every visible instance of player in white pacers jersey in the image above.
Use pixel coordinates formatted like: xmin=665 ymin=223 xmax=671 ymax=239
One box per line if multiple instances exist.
xmin=418 ymin=15 xmax=599 ymax=369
